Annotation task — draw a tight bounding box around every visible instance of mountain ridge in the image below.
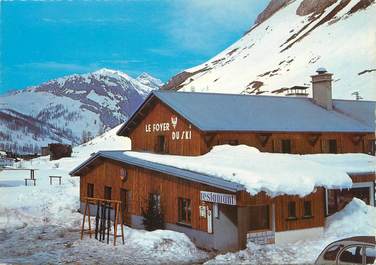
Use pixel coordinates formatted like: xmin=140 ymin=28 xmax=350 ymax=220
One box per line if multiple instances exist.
xmin=0 ymin=69 xmax=161 ymax=153
xmin=162 ymin=0 xmax=376 ymax=101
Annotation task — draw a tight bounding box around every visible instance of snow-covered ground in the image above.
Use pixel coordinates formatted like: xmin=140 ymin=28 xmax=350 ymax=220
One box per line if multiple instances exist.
xmin=1 ymin=126 xmax=375 ymax=264
xmin=0 ymin=126 xmax=207 ymax=264
xmin=206 ymin=198 xmax=376 ymax=264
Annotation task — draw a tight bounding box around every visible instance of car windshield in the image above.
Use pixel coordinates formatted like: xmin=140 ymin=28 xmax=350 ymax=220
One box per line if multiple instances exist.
xmin=365 ymin=246 xmax=376 ymax=265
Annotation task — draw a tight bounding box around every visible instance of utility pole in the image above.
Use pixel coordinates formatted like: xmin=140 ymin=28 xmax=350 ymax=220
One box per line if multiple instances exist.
xmin=351 ymin=91 xmax=363 ymax=101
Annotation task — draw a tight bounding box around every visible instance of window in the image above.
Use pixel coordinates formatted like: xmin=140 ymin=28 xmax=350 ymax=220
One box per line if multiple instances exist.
xmin=281 ymin=139 xmax=291 ymax=153
xmin=178 ymin=198 xmax=191 ymax=225
xmin=328 ymin=139 xmax=337 ymax=154
xmin=120 ymin=189 xmax=129 ymax=212
xmin=323 ymin=244 xmax=344 ymax=261
xmin=156 ymin=135 xmax=166 ymax=153
xmin=249 ymin=205 xmax=270 ymax=231
xmin=287 ymin=201 xmax=297 ymax=219
xmin=87 ymin=183 xmax=94 ymax=198
xmin=365 ymin=246 xmax=376 ymax=265
xmin=303 ymin=201 xmax=313 ymax=217
xmin=366 ymin=140 xmax=375 ymax=156
xmin=104 ymin=186 xmax=112 ymax=200
xmin=149 ymin=193 xmax=161 ymax=213
xmin=339 ymin=246 xmax=363 ymax=264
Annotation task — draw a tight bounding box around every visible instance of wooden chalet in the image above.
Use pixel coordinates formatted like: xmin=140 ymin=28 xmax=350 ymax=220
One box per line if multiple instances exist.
xmin=71 ymin=70 xmax=376 ymax=251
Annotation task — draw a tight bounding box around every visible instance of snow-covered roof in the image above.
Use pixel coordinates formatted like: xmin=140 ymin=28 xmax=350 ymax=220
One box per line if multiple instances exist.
xmin=333 ymin=99 xmax=376 ymax=131
xmin=118 ymin=91 xmax=374 ymax=136
xmin=69 ymin=150 xmax=244 ymax=192
xmin=70 ymin=145 xmax=375 ymax=197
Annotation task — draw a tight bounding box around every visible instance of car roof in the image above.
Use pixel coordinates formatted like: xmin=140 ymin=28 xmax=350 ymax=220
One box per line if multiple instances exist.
xmin=330 ymin=236 xmax=376 ymax=246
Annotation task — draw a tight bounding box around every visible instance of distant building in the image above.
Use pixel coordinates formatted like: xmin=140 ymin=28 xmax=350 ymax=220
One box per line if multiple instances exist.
xmin=41 ymin=144 xmax=72 ymax=161
xmin=0 ymin=151 xmax=14 ymax=168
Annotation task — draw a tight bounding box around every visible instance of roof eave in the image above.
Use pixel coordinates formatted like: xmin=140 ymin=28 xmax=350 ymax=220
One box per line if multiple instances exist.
xmin=116 ymin=92 xmax=156 ymax=136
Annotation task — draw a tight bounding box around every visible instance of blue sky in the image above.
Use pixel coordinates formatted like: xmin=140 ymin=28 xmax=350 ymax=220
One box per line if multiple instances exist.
xmin=0 ymin=0 xmax=268 ymax=94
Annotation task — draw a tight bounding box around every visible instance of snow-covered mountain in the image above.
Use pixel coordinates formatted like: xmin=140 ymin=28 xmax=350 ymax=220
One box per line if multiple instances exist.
xmin=0 ymin=68 xmax=161 ymax=153
xmin=163 ymin=0 xmax=376 ymax=100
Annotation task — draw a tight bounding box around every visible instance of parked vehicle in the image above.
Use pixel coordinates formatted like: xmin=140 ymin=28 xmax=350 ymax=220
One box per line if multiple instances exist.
xmin=315 ymin=236 xmax=376 ymax=265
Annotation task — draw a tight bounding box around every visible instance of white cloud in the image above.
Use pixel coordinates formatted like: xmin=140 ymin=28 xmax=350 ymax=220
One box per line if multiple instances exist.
xmin=15 ymin=62 xmax=97 ymax=72
xmin=166 ymin=0 xmax=267 ymax=54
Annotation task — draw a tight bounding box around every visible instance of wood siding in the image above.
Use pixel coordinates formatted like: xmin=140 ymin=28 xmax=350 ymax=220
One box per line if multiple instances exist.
xmin=80 ymin=158 xmax=235 ymax=232
xmin=80 ymin=159 xmax=327 ymax=233
xmin=126 ymin=98 xmax=374 ymax=156
xmin=238 ymin=189 xmax=326 ymax=232
xmin=203 ymin=132 xmax=375 ymax=155
xmin=128 ymin=101 xmax=205 ymax=155
xmin=350 ymin=174 xmax=375 ymax=183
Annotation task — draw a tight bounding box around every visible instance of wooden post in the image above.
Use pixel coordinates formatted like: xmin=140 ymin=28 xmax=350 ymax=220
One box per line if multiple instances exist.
xmin=113 ymin=203 xmax=119 ymax=246
xmin=87 ymin=200 xmax=92 ymax=238
xmin=80 ymin=199 xmax=88 ymax=240
xmin=120 ymin=203 xmax=125 ymax=244
xmin=80 ymin=197 xmax=124 ymax=245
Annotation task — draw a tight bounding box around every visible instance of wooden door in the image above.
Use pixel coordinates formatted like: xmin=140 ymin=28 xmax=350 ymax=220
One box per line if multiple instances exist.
xmin=120 ymin=188 xmax=129 ymax=225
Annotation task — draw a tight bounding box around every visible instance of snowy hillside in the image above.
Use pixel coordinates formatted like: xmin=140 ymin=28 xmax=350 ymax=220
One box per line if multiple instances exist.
xmin=0 ymin=68 xmax=161 ymax=153
xmin=0 ymin=108 xmax=74 ymax=153
xmin=163 ymin=0 xmax=376 ymax=100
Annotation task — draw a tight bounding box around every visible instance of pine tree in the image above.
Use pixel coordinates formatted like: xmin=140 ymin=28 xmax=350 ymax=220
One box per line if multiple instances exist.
xmin=142 ymin=194 xmax=165 ymax=231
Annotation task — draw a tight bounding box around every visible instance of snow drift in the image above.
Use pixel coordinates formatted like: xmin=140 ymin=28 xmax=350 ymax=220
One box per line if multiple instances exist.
xmin=206 ymin=198 xmax=376 ymax=264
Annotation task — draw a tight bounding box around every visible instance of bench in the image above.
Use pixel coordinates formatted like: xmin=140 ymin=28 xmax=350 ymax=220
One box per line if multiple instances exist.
xmin=49 ymin=175 xmax=62 ymax=185
xmin=24 ymin=178 xmax=36 ymax=186
xmin=25 ymin=169 xmax=37 ymax=186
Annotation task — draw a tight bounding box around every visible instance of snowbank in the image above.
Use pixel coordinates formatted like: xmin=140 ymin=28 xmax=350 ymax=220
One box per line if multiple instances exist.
xmin=325 ymin=198 xmax=376 ymax=237
xmin=206 ymin=198 xmax=376 ymax=264
xmin=126 ymin=145 xmax=357 ymax=197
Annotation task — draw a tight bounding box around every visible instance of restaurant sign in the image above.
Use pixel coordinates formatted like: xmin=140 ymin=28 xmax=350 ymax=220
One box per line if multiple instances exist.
xmin=200 ymin=191 xmax=236 ymax=206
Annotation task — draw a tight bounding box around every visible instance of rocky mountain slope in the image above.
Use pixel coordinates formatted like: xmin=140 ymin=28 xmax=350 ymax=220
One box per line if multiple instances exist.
xmin=163 ymin=0 xmax=376 ymax=100
xmin=0 ymin=69 xmax=161 ymax=153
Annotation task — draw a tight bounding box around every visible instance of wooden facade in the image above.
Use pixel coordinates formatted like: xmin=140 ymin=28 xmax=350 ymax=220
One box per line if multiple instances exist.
xmin=79 ymin=158 xmax=326 ymax=236
xmin=127 ymin=99 xmax=375 ymax=156
xmin=74 ymin=92 xmax=375 ymax=251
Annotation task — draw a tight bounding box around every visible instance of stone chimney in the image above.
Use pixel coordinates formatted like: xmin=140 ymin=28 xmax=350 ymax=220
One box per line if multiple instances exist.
xmin=311 ymin=67 xmax=333 ymax=110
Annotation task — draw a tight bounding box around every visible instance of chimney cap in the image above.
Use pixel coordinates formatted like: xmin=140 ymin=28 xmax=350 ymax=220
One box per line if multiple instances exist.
xmin=316 ymin=67 xmax=327 ymax=74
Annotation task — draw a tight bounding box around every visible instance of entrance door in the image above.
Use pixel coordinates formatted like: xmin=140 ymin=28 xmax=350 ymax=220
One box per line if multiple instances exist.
xmin=207 ymin=206 xmax=213 ymax=234
xmin=120 ymin=189 xmax=129 ymax=224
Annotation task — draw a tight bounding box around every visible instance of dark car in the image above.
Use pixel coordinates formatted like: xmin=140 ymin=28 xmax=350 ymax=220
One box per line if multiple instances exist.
xmin=315 ymin=236 xmax=376 ymax=265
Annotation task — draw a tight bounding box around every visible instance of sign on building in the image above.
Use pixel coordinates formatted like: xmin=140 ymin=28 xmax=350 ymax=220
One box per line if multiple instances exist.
xmin=200 ymin=191 xmax=237 ymax=205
